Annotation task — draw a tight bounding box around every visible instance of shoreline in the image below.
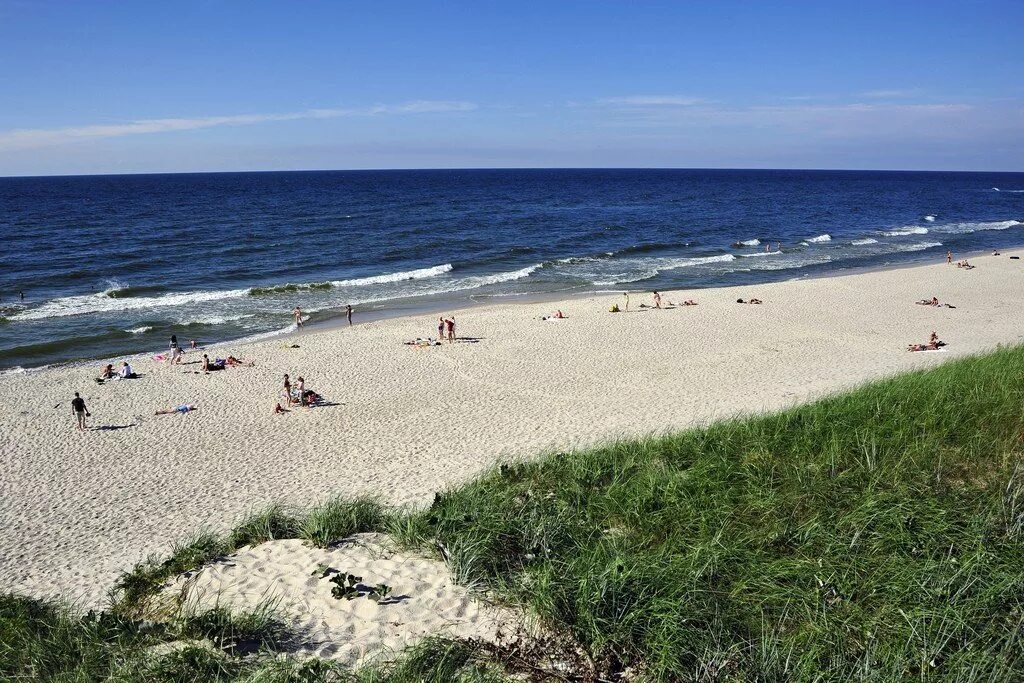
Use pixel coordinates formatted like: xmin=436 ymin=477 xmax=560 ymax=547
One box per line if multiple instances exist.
xmin=5 ymin=242 xmax=1015 ymax=375
xmin=2 ymin=249 xmax=1023 ymax=610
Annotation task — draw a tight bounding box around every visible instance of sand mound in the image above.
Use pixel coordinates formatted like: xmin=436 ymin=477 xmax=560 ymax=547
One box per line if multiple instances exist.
xmin=163 ymin=534 xmax=522 ymax=666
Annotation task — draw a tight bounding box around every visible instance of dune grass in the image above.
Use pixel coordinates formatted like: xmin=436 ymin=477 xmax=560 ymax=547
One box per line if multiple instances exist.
xmin=393 ymin=344 xmax=1024 ymax=680
xmin=5 ymin=345 xmax=1024 ymax=680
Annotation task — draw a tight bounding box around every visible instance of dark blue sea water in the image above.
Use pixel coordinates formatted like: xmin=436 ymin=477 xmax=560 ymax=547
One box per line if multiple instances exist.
xmin=2 ymin=169 xmax=1023 ymax=370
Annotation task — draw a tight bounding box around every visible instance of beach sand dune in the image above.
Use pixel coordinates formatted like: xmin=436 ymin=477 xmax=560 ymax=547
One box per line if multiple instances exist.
xmin=2 ymin=253 xmax=1023 ymax=609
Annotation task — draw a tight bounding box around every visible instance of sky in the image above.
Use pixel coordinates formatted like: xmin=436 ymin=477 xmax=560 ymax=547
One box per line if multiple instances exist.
xmin=1 ymin=0 xmax=1022 ymax=176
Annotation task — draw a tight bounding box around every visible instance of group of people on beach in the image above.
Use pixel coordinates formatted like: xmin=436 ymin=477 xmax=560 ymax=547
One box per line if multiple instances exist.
xmin=275 ymin=373 xmax=321 ymax=412
xmin=437 ymin=316 xmax=457 ymax=343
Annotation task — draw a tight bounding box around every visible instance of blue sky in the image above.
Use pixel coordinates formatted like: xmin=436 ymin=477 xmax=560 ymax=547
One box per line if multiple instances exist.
xmin=1 ymin=0 xmax=1022 ymax=175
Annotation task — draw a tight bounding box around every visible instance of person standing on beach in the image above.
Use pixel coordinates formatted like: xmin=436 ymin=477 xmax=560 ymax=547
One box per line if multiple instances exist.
xmin=346 ymin=305 xmax=353 ymax=325
xmin=169 ymin=335 xmax=182 ymax=365
xmin=653 ymin=291 xmax=662 ymax=309
xmin=293 ymin=307 xmax=304 ymax=329
xmin=71 ymin=392 xmax=89 ymax=431
xmin=438 ymin=316 xmax=445 ymax=341
xmin=623 ymin=292 xmax=630 ymax=311
xmin=445 ymin=317 xmax=455 ymax=343
xmin=282 ymin=374 xmax=292 ymax=405
xmin=947 ymin=250 xmax=953 ymax=265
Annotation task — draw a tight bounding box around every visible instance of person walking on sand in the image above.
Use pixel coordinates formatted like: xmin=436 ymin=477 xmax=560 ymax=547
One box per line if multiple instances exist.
xmin=293 ymin=307 xmax=304 ymax=329
xmin=653 ymin=291 xmax=662 ymax=309
xmin=623 ymin=292 xmax=630 ymax=312
xmin=947 ymin=250 xmax=953 ymax=265
xmin=71 ymin=392 xmax=89 ymax=431
xmin=346 ymin=305 xmax=353 ymax=325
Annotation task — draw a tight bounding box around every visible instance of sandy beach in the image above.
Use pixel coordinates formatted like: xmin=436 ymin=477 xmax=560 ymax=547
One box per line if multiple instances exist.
xmin=2 ymin=251 xmax=1022 ymax=612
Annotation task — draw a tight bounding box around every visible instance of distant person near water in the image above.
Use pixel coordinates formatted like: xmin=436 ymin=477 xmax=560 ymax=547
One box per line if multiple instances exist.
xmin=346 ymin=305 xmax=353 ymax=325
xmin=293 ymin=307 xmax=304 ymax=329
xmin=947 ymin=250 xmax=953 ymax=264
xmin=71 ymin=392 xmax=89 ymax=431
xmin=623 ymin=292 xmax=630 ymax=311
xmin=653 ymin=291 xmax=662 ymax=309
xmin=445 ymin=317 xmax=455 ymax=343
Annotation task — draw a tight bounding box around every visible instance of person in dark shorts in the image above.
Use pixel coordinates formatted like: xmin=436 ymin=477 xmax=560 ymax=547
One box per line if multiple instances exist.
xmin=346 ymin=305 xmax=353 ymax=325
xmin=71 ymin=392 xmax=89 ymax=431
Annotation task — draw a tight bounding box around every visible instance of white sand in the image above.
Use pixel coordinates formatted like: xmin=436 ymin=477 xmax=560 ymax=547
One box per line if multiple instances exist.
xmin=2 ymin=252 xmax=1023 ymax=613
xmin=164 ymin=534 xmax=521 ymax=666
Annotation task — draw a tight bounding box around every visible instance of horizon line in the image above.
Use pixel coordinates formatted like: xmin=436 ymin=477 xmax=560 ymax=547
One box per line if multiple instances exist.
xmin=3 ymin=164 xmax=1023 ymax=180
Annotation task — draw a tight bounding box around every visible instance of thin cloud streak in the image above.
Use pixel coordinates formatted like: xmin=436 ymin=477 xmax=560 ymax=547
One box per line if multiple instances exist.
xmin=597 ymin=95 xmax=706 ymax=106
xmin=0 ymin=101 xmax=477 ymax=150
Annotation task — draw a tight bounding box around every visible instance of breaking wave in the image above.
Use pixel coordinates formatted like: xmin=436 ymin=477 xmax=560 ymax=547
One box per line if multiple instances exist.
xmin=883 ymin=227 xmax=930 ymax=236
xmin=806 ymin=234 xmax=832 ymax=243
xmin=852 ymin=238 xmax=879 ymax=245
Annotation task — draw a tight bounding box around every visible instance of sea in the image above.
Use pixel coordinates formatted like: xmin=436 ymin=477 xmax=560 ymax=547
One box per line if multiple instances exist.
xmin=2 ymin=169 xmax=1023 ymax=371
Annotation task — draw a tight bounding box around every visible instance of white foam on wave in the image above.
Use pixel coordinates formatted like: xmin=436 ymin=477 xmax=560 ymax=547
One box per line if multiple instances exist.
xmin=468 ymin=263 xmax=543 ymax=286
xmin=896 ymin=241 xmax=943 ymax=252
xmin=11 ymin=287 xmax=251 ymax=322
xmin=742 ymin=250 xmax=782 ymax=257
xmin=591 ymin=254 xmax=735 ymax=285
xmin=934 ymin=219 xmax=1021 ymax=234
xmin=883 ymin=227 xmax=930 ymax=236
xmin=125 ymin=326 xmax=152 ymax=334
xmin=852 ymin=238 xmax=879 ymax=245
xmin=738 ymin=239 xmax=761 ymax=246
xmin=806 ymin=234 xmax=832 ymax=243
xmin=923 ymin=215 xmax=936 ymax=222
xmin=179 ymin=313 xmax=257 ymax=326
xmin=330 ymin=263 xmax=453 ymax=287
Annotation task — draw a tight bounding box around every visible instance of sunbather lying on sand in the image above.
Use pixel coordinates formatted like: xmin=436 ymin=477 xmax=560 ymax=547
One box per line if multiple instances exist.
xmin=908 ymin=332 xmax=946 ymax=352
xmin=681 ymin=299 xmax=698 ymax=306
xmin=541 ymin=310 xmax=567 ymax=320
xmin=916 ymin=297 xmax=956 ymax=308
xmin=225 ymin=355 xmax=255 ymax=367
xmin=405 ymin=337 xmax=441 ymax=347
xmin=737 ymin=298 xmax=763 ymax=304
xmin=156 ymin=404 xmax=197 ymax=415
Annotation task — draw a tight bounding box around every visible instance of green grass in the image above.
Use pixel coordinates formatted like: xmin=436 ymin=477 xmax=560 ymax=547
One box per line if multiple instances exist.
xmin=6 ymin=345 xmax=1024 ymax=681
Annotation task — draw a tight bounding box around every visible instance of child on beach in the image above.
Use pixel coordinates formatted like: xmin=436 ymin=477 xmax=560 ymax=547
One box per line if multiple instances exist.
xmin=71 ymin=392 xmax=89 ymax=431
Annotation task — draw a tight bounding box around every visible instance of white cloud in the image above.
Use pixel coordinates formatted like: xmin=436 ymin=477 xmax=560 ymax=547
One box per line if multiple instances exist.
xmin=859 ymin=89 xmax=921 ymax=99
xmin=0 ymin=101 xmax=477 ymax=150
xmin=597 ymin=95 xmax=706 ymax=106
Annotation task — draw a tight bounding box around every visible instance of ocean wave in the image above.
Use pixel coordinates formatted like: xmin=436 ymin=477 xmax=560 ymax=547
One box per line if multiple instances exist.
xmin=923 ymin=215 xmax=936 ymax=222
xmin=590 ymin=254 xmax=735 ymax=285
xmin=933 ymin=219 xmax=1022 ymax=234
xmin=852 ymin=238 xmax=879 ymax=245
xmin=742 ymin=251 xmax=782 ymax=258
xmin=179 ymin=313 xmax=257 ymax=326
xmin=467 ymin=263 xmax=543 ymax=286
xmin=11 ymin=287 xmax=251 ymax=322
xmin=806 ymin=234 xmax=832 ymax=243
xmin=735 ymin=239 xmax=761 ymax=246
xmin=883 ymin=227 xmax=929 ymax=236
xmin=249 ymin=282 xmax=333 ymax=296
xmin=330 ymin=263 xmax=453 ymax=287
xmin=125 ymin=326 xmax=153 ymax=334
xmin=895 ymin=241 xmax=943 ymax=252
